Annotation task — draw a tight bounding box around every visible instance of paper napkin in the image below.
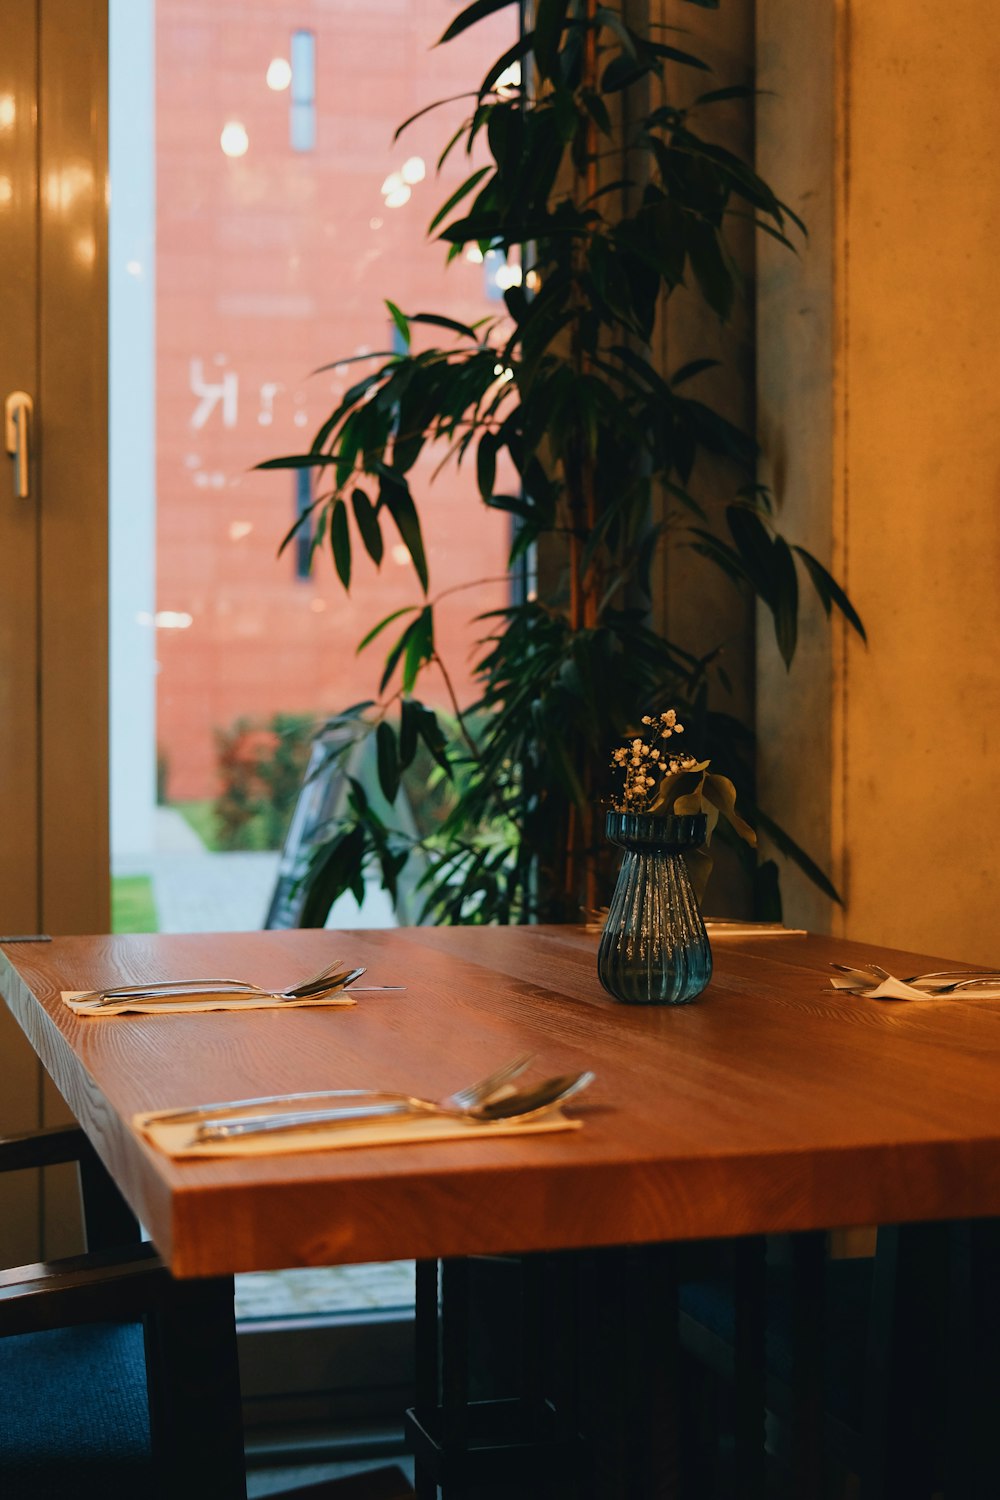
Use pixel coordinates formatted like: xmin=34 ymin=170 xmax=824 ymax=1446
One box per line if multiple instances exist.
xmin=136 ymin=1106 xmax=582 ymax=1158
xmin=62 ymin=989 xmax=357 ymax=1017
xmin=829 ymin=968 xmax=1000 ymax=1002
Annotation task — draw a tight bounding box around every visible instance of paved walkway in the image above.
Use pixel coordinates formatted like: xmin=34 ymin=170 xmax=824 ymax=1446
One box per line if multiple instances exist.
xmin=114 ymin=808 xmax=396 ymax=933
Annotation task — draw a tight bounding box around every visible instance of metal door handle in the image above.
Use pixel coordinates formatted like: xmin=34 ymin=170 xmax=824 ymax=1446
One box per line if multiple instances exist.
xmin=4 ymin=391 xmax=33 ymax=499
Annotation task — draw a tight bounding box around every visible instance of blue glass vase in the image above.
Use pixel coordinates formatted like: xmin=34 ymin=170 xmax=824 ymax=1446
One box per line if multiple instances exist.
xmin=597 ymin=810 xmax=712 ymax=1005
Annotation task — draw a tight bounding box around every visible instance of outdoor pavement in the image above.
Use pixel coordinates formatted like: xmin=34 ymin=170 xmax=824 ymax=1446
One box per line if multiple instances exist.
xmin=114 ymin=807 xmax=396 ymax=933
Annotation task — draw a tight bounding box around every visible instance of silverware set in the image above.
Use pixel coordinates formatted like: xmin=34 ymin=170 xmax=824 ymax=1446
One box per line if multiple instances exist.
xmin=139 ymin=1055 xmax=596 ymax=1146
xmin=75 ymin=962 xmax=403 ymax=1011
xmin=830 ymin=961 xmax=1000 ymax=996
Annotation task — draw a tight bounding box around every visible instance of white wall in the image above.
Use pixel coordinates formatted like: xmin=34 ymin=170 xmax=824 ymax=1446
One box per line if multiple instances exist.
xmin=757 ymin=0 xmax=1000 ymax=965
xmin=109 ymin=0 xmax=157 ymax=861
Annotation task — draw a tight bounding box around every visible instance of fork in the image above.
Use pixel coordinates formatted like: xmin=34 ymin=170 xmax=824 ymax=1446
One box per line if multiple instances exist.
xmin=143 ymin=1053 xmax=537 ymax=1128
xmin=831 ymin=962 xmax=1000 ymax=988
xmin=192 ymin=1070 xmax=595 ymax=1143
xmin=76 ymin=961 xmax=361 ymax=1009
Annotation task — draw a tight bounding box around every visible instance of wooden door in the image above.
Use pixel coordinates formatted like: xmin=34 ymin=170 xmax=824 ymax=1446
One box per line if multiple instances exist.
xmin=0 ymin=0 xmax=109 ymax=1262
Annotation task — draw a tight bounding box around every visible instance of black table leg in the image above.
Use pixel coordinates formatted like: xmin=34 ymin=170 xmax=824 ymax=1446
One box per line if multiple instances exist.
xmin=77 ymin=1137 xmax=142 ymax=1250
xmin=946 ymin=1217 xmax=1000 ymax=1500
xmin=413 ymin=1258 xmax=440 ymax=1500
xmin=581 ymin=1245 xmax=680 ymax=1500
xmin=732 ymin=1235 xmax=767 ymax=1500
xmin=860 ymin=1221 xmax=948 ymax=1500
xmin=407 ymin=1253 xmax=586 ymax=1498
xmin=789 ymin=1230 xmax=827 ymax=1498
xmin=144 ymin=1271 xmax=246 ymax=1500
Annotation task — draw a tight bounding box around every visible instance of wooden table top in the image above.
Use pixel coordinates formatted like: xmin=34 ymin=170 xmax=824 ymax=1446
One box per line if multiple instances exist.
xmin=3 ymin=925 xmax=1000 ymax=1278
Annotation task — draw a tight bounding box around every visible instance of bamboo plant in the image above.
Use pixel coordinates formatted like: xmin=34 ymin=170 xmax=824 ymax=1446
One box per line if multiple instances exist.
xmin=260 ymin=0 xmax=864 ymax=926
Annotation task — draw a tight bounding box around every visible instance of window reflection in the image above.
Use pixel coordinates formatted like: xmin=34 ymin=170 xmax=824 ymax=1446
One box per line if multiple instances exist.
xmin=111 ymin=0 xmax=513 ymax=919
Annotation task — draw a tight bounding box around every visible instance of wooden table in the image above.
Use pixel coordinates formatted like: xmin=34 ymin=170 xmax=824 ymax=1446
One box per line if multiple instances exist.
xmin=4 ymin=924 xmax=1000 ymax=1497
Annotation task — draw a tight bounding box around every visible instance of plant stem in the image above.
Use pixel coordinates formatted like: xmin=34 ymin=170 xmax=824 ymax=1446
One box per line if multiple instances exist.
xmin=567 ymin=0 xmax=601 ymax=919
xmin=431 ymin=651 xmax=481 ymax=762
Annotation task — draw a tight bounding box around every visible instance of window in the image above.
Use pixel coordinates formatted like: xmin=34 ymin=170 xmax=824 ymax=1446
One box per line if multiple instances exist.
xmin=290 ymin=29 xmax=316 ymax=153
xmin=108 ymin=0 xmax=517 ymax=1415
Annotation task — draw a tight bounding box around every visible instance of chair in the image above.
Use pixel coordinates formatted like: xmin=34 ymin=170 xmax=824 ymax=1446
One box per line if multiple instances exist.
xmin=0 ymin=1123 xmax=244 ymax=1500
xmin=0 ymin=1124 xmax=417 ymax=1500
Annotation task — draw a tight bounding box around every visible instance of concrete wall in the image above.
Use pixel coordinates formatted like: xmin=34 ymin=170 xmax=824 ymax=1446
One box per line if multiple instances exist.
xmin=757 ymin=0 xmax=1000 ymax=963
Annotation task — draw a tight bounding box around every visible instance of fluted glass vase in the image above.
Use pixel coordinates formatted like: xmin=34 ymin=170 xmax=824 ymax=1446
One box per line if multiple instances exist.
xmin=597 ymin=810 xmax=712 ymax=1005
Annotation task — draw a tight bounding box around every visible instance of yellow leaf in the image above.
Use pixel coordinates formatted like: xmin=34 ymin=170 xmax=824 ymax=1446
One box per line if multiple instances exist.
xmin=703 ymin=773 xmax=756 ymax=846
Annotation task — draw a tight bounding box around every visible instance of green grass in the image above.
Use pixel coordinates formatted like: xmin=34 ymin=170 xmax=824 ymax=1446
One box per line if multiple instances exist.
xmin=173 ymin=799 xmax=281 ymax=852
xmin=174 ymin=798 xmax=217 ymax=848
xmin=112 ymin=875 xmax=158 ymax=934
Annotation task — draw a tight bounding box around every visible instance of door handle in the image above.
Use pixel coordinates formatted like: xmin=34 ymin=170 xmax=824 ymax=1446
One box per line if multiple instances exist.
xmin=4 ymin=391 xmax=33 ymax=499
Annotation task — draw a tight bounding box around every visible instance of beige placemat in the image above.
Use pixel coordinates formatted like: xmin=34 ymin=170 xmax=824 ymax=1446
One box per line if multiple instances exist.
xmin=137 ymin=1106 xmax=582 ymax=1159
xmin=705 ymin=921 xmax=808 ymax=938
xmin=62 ymin=989 xmax=357 ymax=1017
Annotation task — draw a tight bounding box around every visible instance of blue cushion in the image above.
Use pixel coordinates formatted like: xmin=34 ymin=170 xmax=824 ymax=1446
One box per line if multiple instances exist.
xmin=0 ymin=1322 xmax=151 ymax=1498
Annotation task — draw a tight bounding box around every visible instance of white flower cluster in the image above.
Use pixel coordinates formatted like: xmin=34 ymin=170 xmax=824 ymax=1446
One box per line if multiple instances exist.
xmin=610 ymin=709 xmax=697 ymax=811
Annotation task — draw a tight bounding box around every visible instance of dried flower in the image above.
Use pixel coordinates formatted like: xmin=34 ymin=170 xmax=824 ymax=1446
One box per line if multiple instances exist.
xmin=609 ymin=710 xmax=701 ymax=812
xmin=609 ymin=709 xmax=755 ymax=844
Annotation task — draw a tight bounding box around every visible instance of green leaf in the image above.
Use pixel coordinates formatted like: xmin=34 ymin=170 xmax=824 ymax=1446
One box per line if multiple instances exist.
xmin=275 ymin=498 xmax=320 ymax=558
xmin=376 ymin=721 xmax=400 ymax=803
xmin=416 ymin=706 xmax=452 ymax=777
xmin=351 ymin=488 xmax=384 ymax=566
xmin=299 ymin=827 xmax=367 ymax=927
xmin=594 ymin=8 xmax=638 ymax=57
xmin=533 ymin=0 xmax=569 ymax=79
xmin=439 ymin=0 xmax=520 ymax=46
xmin=552 ymin=85 xmax=579 ymax=142
xmin=480 ymin=33 xmax=534 ymax=100
xmin=694 ymin=84 xmax=757 ymax=106
xmin=394 ymin=92 xmax=480 ymax=141
xmin=330 ymin=499 xmax=351 ymax=590
xmin=385 ymin=300 xmax=410 ymax=349
xmin=793 ymin=546 xmax=867 ymax=641
xmin=256 ymin=453 xmax=341 ymax=470
xmin=726 ymin=506 xmax=775 ymax=602
xmin=476 ymin=431 xmax=498 ymax=500
xmin=409 ymin=311 xmax=482 ymax=340
xmin=379 ymin=619 xmax=417 ymax=693
xmin=379 ymin=472 xmax=429 ymax=592
xmin=670 ymin=357 xmax=720 ymax=387
xmin=357 ymin=605 xmax=419 ymax=654
xmin=685 ymin=219 xmax=734 ymax=321
xmin=580 ymin=87 xmax=611 ymax=136
xmin=403 ymin=607 xmax=434 ymax=694
xmin=428 ymin=167 xmax=492 ymax=234
xmin=725 ymin=210 xmax=800 ymax=253
xmin=399 ymin=699 xmax=419 ymax=768
xmin=646 ymin=42 xmax=710 ymax=70
xmin=602 ymin=52 xmax=654 ymax=93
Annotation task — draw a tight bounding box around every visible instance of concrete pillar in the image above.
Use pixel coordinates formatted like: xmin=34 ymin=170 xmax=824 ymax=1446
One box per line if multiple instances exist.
xmin=757 ymin=1 xmax=1000 ymax=962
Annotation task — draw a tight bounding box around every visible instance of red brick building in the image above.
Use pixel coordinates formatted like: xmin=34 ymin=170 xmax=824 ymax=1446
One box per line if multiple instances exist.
xmin=154 ymin=0 xmax=512 ymax=800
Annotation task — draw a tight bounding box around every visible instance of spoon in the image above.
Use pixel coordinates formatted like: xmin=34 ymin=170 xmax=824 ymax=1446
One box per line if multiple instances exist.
xmin=191 ymin=1070 xmax=596 ymax=1144
xmin=77 ymin=962 xmax=367 ymax=1009
xmin=142 ymin=1053 xmax=536 ymax=1128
